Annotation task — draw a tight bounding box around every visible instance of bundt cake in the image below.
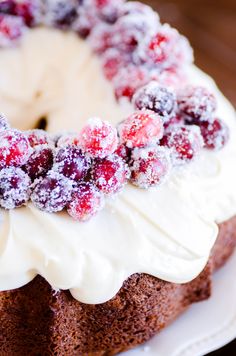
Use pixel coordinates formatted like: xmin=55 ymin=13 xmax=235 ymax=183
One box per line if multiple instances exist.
xmin=0 ymin=1 xmax=236 ymax=355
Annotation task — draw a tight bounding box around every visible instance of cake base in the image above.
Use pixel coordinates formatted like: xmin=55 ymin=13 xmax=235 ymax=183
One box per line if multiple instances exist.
xmin=1 ymin=217 xmax=236 ymax=356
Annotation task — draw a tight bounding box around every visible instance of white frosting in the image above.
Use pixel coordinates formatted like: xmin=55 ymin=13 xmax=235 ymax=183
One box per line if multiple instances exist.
xmin=0 ymin=28 xmax=236 ymax=304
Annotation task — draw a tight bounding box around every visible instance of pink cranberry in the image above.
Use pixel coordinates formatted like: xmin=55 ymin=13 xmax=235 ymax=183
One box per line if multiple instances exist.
xmin=0 ymin=13 xmax=26 ymax=47
xmin=178 ymin=86 xmax=217 ymax=122
xmin=164 ymin=113 xmax=184 ymax=129
xmin=54 ymin=146 xmax=91 ymax=182
xmin=31 ymin=171 xmax=74 ymax=213
xmin=93 ymin=0 xmax=124 ymax=23
xmin=161 ymin=124 xmax=204 ymax=165
xmin=89 ymin=23 xmax=114 ymax=54
xmin=113 ymin=65 xmax=150 ymax=101
xmin=129 ymin=146 xmax=171 ymax=189
xmin=199 ymin=118 xmax=229 ymax=150
xmin=132 ymin=82 xmax=176 ymax=122
xmin=80 ymin=118 xmax=118 ymax=158
xmin=56 ymin=132 xmax=80 ymax=148
xmin=114 ymin=144 xmax=131 ymax=162
xmin=0 ymin=166 xmax=31 ymax=209
xmin=0 ymin=113 xmax=10 ymax=131
xmin=26 ymin=129 xmax=54 ymax=148
xmin=102 ymin=48 xmax=130 ymax=80
xmin=0 ymin=129 xmax=31 ymax=168
xmin=118 ymin=110 xmax=164 ymax=149
xmin=67 ymin=182 xmax=104 ymax=222
xmin=23 ymin=147 xmax=54 ymax=180
xmin=91 ymin=154 xmax=130 ymax=194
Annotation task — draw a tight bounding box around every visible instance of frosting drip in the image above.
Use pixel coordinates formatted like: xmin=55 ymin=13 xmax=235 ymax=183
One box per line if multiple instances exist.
xmin=0 ymin=28 xmax=236 ymax=304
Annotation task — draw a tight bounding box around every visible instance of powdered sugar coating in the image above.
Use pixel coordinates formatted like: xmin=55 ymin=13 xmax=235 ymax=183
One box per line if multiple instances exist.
xmin=118 ymin=110 xmax=164 ymax=149
xmin=129 ymin=145 xmax=171 ymax=189
xmin=91 ymin=154 xmax=130 ymax=194
xmin=31 ymin=170 xmax=74 ymax=213
xmin=26 ymin=129 xmax=54 ymax=148
xmin=0 ymin=13 xmax=26 ymax=47
xmin=0 ymin=113 xmax=10 ymax=131
xmin=79 ymin=118 xmax=118 ymax=158
xmin=0 ymin=166 xmax=31 ymax=209
xmin=199 ymin=118 xmax=229 ymax=151
xmin=23 ymin=146 xmax=54 ymax=180
xmin=67 ymin=182 xmax=105 ymax=222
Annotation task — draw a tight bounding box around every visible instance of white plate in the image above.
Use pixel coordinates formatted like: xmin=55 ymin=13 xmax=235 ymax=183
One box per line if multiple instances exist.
xmin=121 ymin=250 xmax=236 ymax=356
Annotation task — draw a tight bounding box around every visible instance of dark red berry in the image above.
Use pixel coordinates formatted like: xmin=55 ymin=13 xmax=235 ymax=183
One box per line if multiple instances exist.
xmin=26 ymin=129 xmax=54 ymax=148
xmin=161 ymin=124 xmax=203 ymax=165
xmin=0 ymin=167 xmax=31 ymax=209
xmin=0 ymin=129 xmax=31 ymax=168
xmin=129 ymin=146 xmax=171 ymax=189
xmin=43 ymin=0 xmax=78 ymax=28
xmin=13 ymin=0 xmax=41 ymax=27
xmin=54 ymin=146 xmax=91 ymax=182
xmin=0 ymin=1 xmax=15 ymax=14
xmin=118 ymin=110 xmax=164 ymax=149
xmin=133 ymin=82 xmax=176 ymax=122
xmin=23 ymin=147 xmax=54 ymax=180
xmin=67 ymin=182 xmax=104 ymax=221
xmin=178 ymin=86 xmax=217 ymax=122
xmin=31 ymin=171 xmax=74 ymax=213
xmin=199 ymin=118 xmax=229 ymax=150
xmin=0 ymin=13 xmax=26 ymax=47
xmin=92 ymin=154 xmax=130 ymax=195
xmin=93 ymin=0 xmax=124 ymax=23
xmin=80 ymin=118 xmax=118 ymax=158
xmin=0 ymin=113 xmax=10 ymax=131
xmin=114 ymin=144 xmax=131 ymax=162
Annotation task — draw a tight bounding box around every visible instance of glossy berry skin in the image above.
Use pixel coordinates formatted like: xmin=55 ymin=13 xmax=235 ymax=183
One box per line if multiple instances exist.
xmin=0 ymin=129 xmax=31 ymax=169
xmin=0 ymin=13 xmax=26 ymax=47
xmin=129 ymin=146 xmax=171 ymax=189
xmin=178 ymin=86 xmax=217 ymax=122
xmin=0 ymin=167 xmax=31 ymax=209
xmin=80 ymin=118 xmax=118 ymax=159
xmin=133 ymin=82 xmax=176 ymax=122
xmin=31 ymin=171 xmax=74 ymax=213
xmin=26 ymin=129 xmax=54 ymax=148
xmin=92 ymin=154 xmax=130 ymax=195
xmin=160 ymin=124 xmax=204 ymax=165
xmin=0 ymin=113 xmax=10 ymax=131
xmin=118 ymin=110 xmax=164 ymax=149
xmin=23 ymin=147 xmax=54 ymax=180
xmin=199 ymin=118 xmax=229 ymax=151
xmin=67 ymin=182 xmax=104 ymax=222
xmin=54 ymin=146 xmax=91 ymax=182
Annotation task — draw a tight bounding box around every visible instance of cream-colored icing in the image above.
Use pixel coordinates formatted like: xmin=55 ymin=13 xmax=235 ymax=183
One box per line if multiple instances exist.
xmin=0 ymin=28 xmax=236 ymax=304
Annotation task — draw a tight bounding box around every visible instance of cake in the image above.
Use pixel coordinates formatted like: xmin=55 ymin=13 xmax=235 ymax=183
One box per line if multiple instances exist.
xmin=0 ymin=1 xmax=236 ymax=355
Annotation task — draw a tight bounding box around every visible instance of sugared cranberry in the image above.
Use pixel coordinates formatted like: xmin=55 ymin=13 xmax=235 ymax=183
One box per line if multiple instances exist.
xmin=0 ymin=113 xmax=10 ymax=131
xmin=129 ymin=146 xmax=171 ymax=189
xmin=114 ymin=144 xmax=131 ymax=162
xmin=178 ymin=86 xmax=217 ymax=122
xmin=0 ymin=129 xmax=31 ymax=168
xmin=56 ymin=132 xmax=80 ymax=147
xmin=73 ymin=6 xmax=98 ymax=38
xmin=0 ymin=167 xmax=31 ymax=209
xmin=92 ymin=0 xmax=124 ymax=23
xmin=199 ymin=118 xmax=229 ymax=150
xmin=13 ymin=0 xmax=41 ymax=27
xmin=67 ymin=182 xmax=104 ymax=221
xmin=0 ymin=1 xmax=15 ymax=14
xmin=102 ymin=48 xmax=130 ymax=80
xmin=23 ymin=147 xmax=54 ymax=180
xmin=91 ymin=154 xmax=130 ymax=194
xmin=54 ymin=146 xmax=91 ymax=181
xmin=43 ymin=0 xmax=78 ymax=28
xmin=80 ymin=118 xmax=118 ymax=158
xmin=164 ymin=113 xmax=184 ymax=129
xmin=118 ymin=110 xmax=164 ymax=149
xmin=0 ymin=13 xmax=26 ymax=47
xmin=113 ymin=65 xmax=150 ymax=101
xmin=26 ymin=129 xmax=54 ymax=148
xmin=133 ymin=82 xmax=176 ymax=122
xmin=31 ymin=171 xmax=74 ymax=213
xmin=161 ymin=124 xmax=203 ymax=165
xmin=89 ymin=23 xmax=113 ymax=54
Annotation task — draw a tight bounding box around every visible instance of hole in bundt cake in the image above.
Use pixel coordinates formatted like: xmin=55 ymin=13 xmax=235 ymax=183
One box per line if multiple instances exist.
xmin=35 ymin=116 xmax=48 ymax=130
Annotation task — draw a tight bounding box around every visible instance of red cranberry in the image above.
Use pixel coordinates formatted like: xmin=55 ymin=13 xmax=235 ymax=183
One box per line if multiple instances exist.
xmin=13 ymin=0 xmax=41 ymax=27
xmin=129 ymin=146 xmax=171 ymax=189
xmin=114 ymin=144 xmax=131 ymax=162
xmin=102 ymin=48 xmax=130 ymax=80
xmin=0 ymin=113 xmax=10 ymax=131
xmin=178 ymin=86 xmax=217 ymax=122
xmin=89 ymin=23 xmax=114 ymax=54
xmin=54 ymin=146 xmax=91 ymax=182
xmin=80 ymin=118 xmax=118 ymax=158
xmin=23 ymin=147 xmax=54 ymax=180
xmin=0 ymin=1 xmax=15 ymax=14
xmin=113 ymin=65 xmax=150 ymax=101
xmin=43 ymin=0 xmax=78 ymax=28
xmin=0 ymin=167 xmax=31 ymax=209
xmin=133 ymin=82 xmax=176 ymax=122
xmin=0 ymin=129 xmax=31 ymax=168
xmin=93 ymin=0 xmax=124 ymax=23
xmin=164 ymin=113 xmax=184 ymax=129
xmin=67 ymin=182 xmax=104 ymax=221
xmin=161 ymin=124 xmax=204 ymax=165
xmin=73 ymin=7 xmax=98 ymax=38
xmin=0 ymin=13 xmax=26 ymax=47
xmin=92 ymin=154 xmax=130 ymax=194
xmin=26 ymin=129 xmax=54 ymax=148
xmin=118 ymin=110 xmax=164 ymax=149
xmin=199 ymin=118 xmax=229 ymax=150
xmin=56 ymin=132 xmax=80 ymax=147
xmin=31 ymin=171 xmax=74 ymax=213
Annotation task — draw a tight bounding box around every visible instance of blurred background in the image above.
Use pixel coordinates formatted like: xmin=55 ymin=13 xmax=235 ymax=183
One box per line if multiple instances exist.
xmin=144 ymin=0 xmax=236 ymax=354
xmin=144 ymin=0 xmax=236 ymax=108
